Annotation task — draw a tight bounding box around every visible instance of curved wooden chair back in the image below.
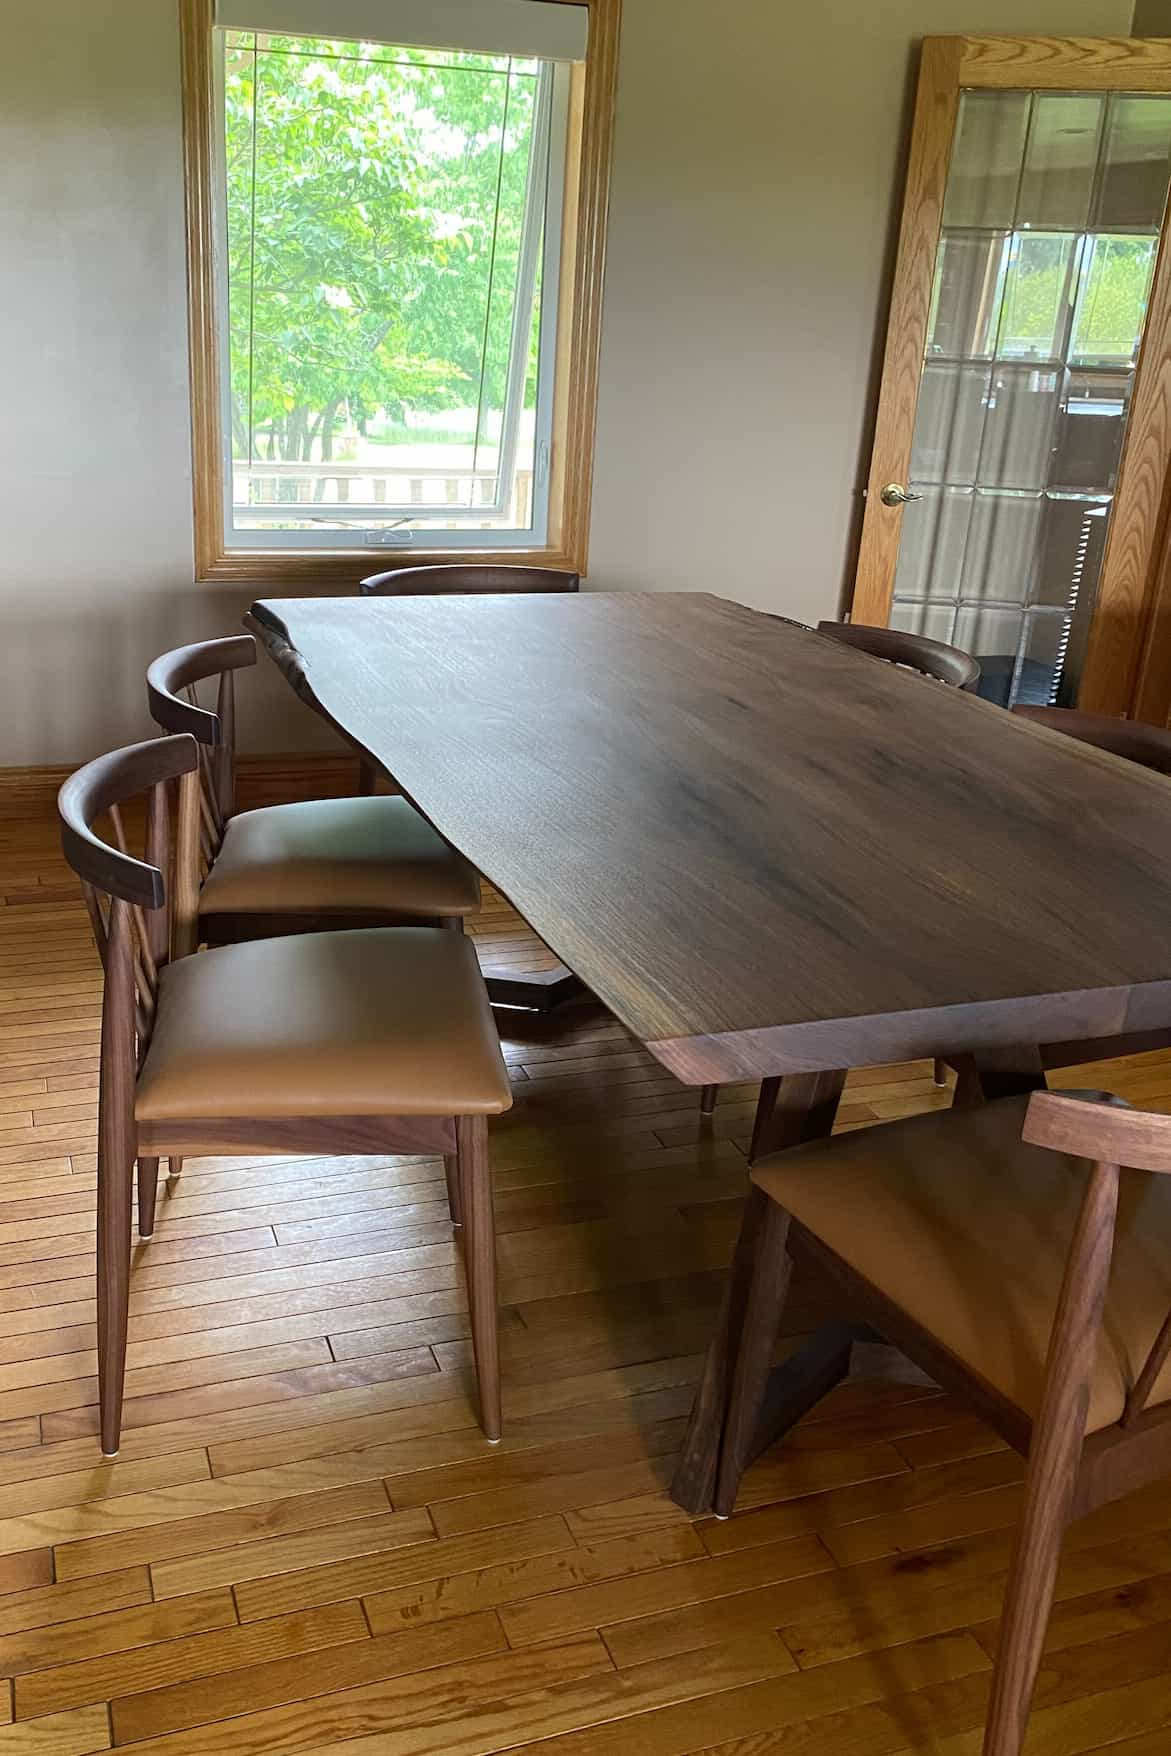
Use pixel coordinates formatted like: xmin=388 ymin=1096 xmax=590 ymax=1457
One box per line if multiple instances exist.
xmin=816 ymin=621 xmax=981 ymax=691
xmin=58 ymin=734 xmax=203 ymax=1062
xmin=1013 ymin=706 xmax=1171 ymax=777
xmin=359 ymin=564 xmax=579 ymax=596
xmin=146 ymin=635 xmax=257 ymax=872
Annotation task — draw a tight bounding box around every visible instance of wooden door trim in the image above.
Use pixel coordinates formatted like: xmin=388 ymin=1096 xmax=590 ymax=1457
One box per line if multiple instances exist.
xmin=959 ymin=36 xmax=1171 ymax=89
xmin=853 ymin=37 xmax=963 ymax=627
xmin=178 ymin=0 xmax=621 ymax=585
xmin=853 ymin=34 xmax=1171 ymax=721
xmin=1080 ymin=212 xmax=1171 ymax=714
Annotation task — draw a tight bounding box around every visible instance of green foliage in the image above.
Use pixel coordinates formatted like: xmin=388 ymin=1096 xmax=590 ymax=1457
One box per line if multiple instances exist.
xmin=997 ymin=231 xmax=1155 ymax=361
xmin=225 ymin=33 xmax=540 ymax=466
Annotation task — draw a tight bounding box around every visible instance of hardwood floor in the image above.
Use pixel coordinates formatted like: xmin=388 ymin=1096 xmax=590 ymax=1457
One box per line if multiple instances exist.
xmin=2 ymin=796 xmax=1171 ymax=1754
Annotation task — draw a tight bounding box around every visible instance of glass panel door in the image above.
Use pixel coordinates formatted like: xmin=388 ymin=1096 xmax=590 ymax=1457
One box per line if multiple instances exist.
xmin=890 ymin=88 xmax=1171 ymax=707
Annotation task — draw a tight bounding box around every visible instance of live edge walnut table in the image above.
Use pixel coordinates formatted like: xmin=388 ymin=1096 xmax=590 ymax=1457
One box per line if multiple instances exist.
xmin=250 ymin=590 xmax=1171 ymax=1513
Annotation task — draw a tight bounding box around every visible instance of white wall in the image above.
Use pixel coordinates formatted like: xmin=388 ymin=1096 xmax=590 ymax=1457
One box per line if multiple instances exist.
xmin=0 ymin=0 xmax=1134 ymax=763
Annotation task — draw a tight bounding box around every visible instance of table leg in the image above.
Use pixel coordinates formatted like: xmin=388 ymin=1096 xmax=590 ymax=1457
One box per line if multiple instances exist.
xmin=483 ymin=967 xmax=589 ymax=1013
xmin=971 ymin=1044 xmax=1046 ymax=1101
xmin=670 ymin=1068 xmax=847 ymax=1515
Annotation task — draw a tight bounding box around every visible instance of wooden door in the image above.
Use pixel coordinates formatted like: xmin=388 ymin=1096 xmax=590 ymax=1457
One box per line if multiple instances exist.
xmin=851 ymin=37 xmax=1171 ymax=721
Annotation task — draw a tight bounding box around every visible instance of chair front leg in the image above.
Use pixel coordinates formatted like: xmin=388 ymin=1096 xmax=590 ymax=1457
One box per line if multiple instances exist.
xmin=982 ymin=1156 xmax=1118 ymax=1756
xmin=97 ymin=1140 xmax=134 ymax=1456
xmin=456 ymin=1113 xmax=500 ymax=1441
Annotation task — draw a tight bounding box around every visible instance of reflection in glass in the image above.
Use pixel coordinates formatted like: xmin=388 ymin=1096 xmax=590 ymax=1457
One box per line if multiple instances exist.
xmin=911 ymin=365 xmax=990 ymax=484
xmin=1070 ymin=235 xmax=1158 ymax=364
xmin=891 ymin=487 xmax=974 ymax=603
xmin=960 ymin=492 xmax=1042 ymax=606
xmin=894 ymin=84 xmax=1171 ymax=705
xmin=977 ymin=366 xmax=1062 ymax=490
xmin=928 ymin=234 xmax=1006 ymax=357
xmin=995 ymin=233 xmax=1079 ymax=360
xmin=1017 ymin=93 xmax=1102 ymax=230
xmin=943 ymin=91 xmax=1030 ymax=227
xmin=1095 ymin=94 xmax=1171 ymax=228
xmin=1051 ymin=373 xmax=1130 ymax=491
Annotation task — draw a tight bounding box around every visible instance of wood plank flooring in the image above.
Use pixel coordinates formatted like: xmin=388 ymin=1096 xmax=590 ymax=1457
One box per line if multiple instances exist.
xmin=1 ymin=793 xmax=1171 ymax=1754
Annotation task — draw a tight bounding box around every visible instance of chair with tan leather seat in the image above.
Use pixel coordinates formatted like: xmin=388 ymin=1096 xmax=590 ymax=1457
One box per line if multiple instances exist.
xmin=147 ymin=634 xmax=480 ymax=944
xmin=708 ymin=1088 xmax=1171 ymax=1756
xmin=356 ymin=564 xmax=579 ymax=792
xmin=58 ymin=733 xmax=511 ymax=1457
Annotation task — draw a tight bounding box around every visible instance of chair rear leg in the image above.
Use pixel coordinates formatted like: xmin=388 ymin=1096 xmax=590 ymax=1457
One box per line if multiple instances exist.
xmin=442 ymin=1153 xmax=463 ymax=1227
xmin=714 ymin=1188 xmax=793 ymax=1517
xmin=97 ymin=1142 xmax=134 ymax=1456
xmin=700 ymin=1084 xmax=719 ymax=1116
xmin=456 ymin=1113 xmax=500 ymax=1441
xmin=981 ymin=1460 xmax=1073 ymax=1755
xmin=137 ymin=1158 xmax=160 ymax=1238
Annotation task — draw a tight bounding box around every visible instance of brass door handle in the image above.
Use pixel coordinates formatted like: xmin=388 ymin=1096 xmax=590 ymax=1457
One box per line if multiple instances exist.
xmin=879 ymin=482 xmax=923 ymax=507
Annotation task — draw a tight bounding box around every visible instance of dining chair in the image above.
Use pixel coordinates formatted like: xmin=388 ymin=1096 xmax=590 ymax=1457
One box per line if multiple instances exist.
xmin=147 ymin=635 xmax=481 ymax=944
xmin=941 ymin=707 xmax=1171 ymax=1097
xmin=711 ymin=1086 xmax=1171 ymax=1756
xmin=58 ymin=733 xmax=512 ymax=1456
xmin=815 ymin=620 xmax=981 ymax=690
xmin=356 ymin=564 xmax=580 ymax=791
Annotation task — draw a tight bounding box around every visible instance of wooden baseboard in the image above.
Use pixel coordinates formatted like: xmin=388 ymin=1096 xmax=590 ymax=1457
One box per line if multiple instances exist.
xmin=0 ymin=752 xmax=364 ymax=817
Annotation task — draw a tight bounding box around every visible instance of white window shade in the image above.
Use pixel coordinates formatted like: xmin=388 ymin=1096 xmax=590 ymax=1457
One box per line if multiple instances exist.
xmin=215 ymin=0 xmax=587 ymax=61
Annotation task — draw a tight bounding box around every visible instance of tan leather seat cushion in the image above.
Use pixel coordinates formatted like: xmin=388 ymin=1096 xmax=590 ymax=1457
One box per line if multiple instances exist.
xmin=136 ymin=928 xmax=511 ymax=1119
xmin=198 ymin=797 xmax=480 ymax=918
xmin=752 ymin=1095 xmax=1171 ymax=1435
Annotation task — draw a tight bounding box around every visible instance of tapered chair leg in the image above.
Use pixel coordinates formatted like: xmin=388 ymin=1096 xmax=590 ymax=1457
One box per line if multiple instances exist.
xmin=137 ymin=1157 xmax=160 ymax=1238
xmin=714 ymin=1189 xmax=793 ymax=1517
xmin=982 ymin=1159 xmax=1118 ymax=1755
xmin=169 ymin=1157 xmax=184 ymax=1179
xmin=97 ymin=1144 xmax=134 ymax=1457
xmin=443 ymin=1153 xmax=463 ymax=1227
xmin=981 ymin=1459 xmax=1075 ymax=1755
xmin=932 ymin=1058 xmax=948 ymax=1087
xmin=700 ymin=1084 xmax=719 ymax=1116
xmin=456 ymin=1113 xmax=500 ymax=1441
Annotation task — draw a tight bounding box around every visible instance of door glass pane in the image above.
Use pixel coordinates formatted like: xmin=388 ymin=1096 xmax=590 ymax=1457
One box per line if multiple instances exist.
xmin=1095 ymin=94 xmax=1171 ymax=228
xmin=892 ymin=486 xmax=974 ymax=600
xmin=977 ymin=366 xmax=1062 ymax=490
xmin=928 ymin=234 xmax=1007 ymax=357
xmin=1070 ymin=235 xmax=1158 ymax=364
xmin=890 ymin=85 xmax=1171 ymax=707
xmin=1017 ymin=94 xmax=1102 ymax=230
xmin=911 ymin=364 xmax=990 ymax=483
xmin=943 ymin=91 xmax=1030 ymax=227
xmin=995 ymin=233 xmax=1079 ymax=360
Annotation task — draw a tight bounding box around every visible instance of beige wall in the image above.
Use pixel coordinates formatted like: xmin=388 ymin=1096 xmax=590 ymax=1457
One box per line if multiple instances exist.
xmin=587 ymin=0 xmax=1133 ymax=620
xmin=0 ymin=0 xmax=1135 ymax=764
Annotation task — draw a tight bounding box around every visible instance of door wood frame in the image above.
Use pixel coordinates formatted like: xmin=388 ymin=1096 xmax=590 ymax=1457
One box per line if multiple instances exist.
xmin=852 ymin=35 xmax=1171 ymax=722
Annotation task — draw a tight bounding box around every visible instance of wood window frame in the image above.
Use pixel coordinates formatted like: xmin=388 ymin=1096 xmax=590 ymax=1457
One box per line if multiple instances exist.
xmin=851 ymin=35 xmax=1171 ymax=720
xmin=178 ymin=0 xmax=620 ymax=585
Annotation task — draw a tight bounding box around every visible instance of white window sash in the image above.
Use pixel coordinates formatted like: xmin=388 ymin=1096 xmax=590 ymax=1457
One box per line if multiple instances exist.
xmin=215 ymin=0 xmax=587 ymax=62
xmin=212 ymin=38 xmax=569 ymax=549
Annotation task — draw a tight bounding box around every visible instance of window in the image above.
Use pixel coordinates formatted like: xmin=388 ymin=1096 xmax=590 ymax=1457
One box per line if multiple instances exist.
xmin=181 ymin=0 xmax=617 ymax=579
